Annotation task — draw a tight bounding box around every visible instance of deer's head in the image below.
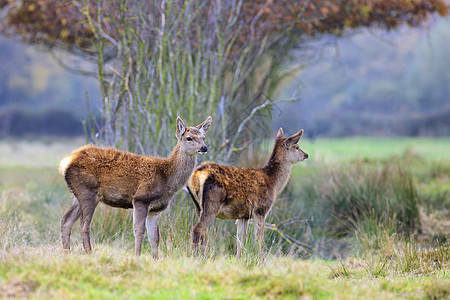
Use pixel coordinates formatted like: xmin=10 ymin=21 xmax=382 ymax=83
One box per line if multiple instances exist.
xmin=274 ymin=128 xmax=308 ymax=164
xmin=176 ymin=116 xmax=212 ymax=156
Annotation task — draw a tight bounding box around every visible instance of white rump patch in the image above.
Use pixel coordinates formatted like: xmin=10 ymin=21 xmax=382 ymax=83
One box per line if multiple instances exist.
xmin=59 ymin=155 xmax=74 ymax=176
xmin=196 ymin=171 xmax=209 ymax=210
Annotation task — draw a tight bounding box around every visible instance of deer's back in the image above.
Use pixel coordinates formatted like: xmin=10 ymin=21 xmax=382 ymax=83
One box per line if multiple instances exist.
xmin=61 ymin=145 xmax=168 ymax=208
xmin=189 ymin=162 xmax=273 ymax=219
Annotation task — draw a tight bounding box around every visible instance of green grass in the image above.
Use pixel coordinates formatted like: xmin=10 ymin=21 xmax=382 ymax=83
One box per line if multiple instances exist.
xmin=0 ymin=138 xmax=85 ymax=168
xmin=0 ymin=248 xmax=449 ymax=299
xmin=1 ymin=138 xmax=449 ymax=299
xmin=299 ymin=137 xmax=450 ymax=162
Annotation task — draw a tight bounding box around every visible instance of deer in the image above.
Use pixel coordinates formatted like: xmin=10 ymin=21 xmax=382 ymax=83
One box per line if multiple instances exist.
xmin=186 ymin=128 xmax=308 ymax=259
xmin=59 ymin=116 xmax=212 ymax=258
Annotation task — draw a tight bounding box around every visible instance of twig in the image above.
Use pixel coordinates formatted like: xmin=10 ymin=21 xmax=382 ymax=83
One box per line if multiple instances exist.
xmin=224 ymin=99 xmax=271 ymax=161
xmin=250 ymin=0 xmax=272 ymax=41
xmin=247 ymin=219 xmax=312 ymax=250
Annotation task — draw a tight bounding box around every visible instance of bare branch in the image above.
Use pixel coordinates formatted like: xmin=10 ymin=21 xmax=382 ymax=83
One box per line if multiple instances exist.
xmin=224 ymin=99 xmax=271 ymax=161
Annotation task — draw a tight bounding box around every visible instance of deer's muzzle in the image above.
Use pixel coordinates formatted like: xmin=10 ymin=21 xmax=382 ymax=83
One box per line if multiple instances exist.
xmin=199 ymin=146 xmax=208 ymax=155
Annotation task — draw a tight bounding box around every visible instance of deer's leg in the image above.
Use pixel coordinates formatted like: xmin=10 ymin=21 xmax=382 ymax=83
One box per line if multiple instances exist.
xmin=61 ymin=194 xmax=81 ymax=251
xmin=133 ymin=200 xmax=150 ymax=256
xmin=146 ymin=212 xmax=161 ymax=259
xmin=192 ymin=185 xmax=224 ymax=255
xmin=77 ymin=189 xmax=99 ymax=254
xmin=236 ymin=218 xmax=249 ymax=259
xmin=193 ymin=210 xmax=217 ymax=255
xmin=254 ymin=214 xmax=266 ymax=259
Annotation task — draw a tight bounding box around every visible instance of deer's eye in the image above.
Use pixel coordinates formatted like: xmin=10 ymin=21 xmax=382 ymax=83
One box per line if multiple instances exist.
xmin=186 ymin=137 xmax=193 ymax=141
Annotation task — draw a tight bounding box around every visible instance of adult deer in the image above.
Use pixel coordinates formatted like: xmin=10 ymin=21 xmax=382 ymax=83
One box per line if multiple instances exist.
xmin=187 ymin=128 xmax=307 ymax=258
xmin=59 ymin=116 xmax=212 ymax=258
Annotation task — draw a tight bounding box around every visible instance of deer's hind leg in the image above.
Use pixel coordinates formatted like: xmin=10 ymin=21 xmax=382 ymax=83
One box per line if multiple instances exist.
xmin=77 ymin=188 xmax=99 ymax=253
xmin=61 ymin=194 xmax=81 ymax=251
xmin=192 ymin=184 xmax=225 ymax=255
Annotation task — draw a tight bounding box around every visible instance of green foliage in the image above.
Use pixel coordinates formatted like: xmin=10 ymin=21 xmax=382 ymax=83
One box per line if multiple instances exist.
xmin=293 ymin=162 xmax=421 ymax=237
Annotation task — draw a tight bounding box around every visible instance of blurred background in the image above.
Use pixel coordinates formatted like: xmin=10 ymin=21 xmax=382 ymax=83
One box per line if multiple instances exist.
xmin=274 ymin=18 xmax=450 ymax=137
xmin=0 ymin=8 xmax=449 ymax=139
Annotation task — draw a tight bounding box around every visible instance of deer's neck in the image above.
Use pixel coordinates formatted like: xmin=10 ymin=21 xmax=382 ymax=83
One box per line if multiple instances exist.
xmin=262 ymin=147 xmax=293 ymax=194
xmin=263 ymin=161 xmax=292 ymax=194
xmin=166 ymin=143 xmax=197 ymax=192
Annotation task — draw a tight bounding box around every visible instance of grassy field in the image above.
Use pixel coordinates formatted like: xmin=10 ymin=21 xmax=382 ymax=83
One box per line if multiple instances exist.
xmin=0 ymin=137 xmax=449 ymax=299
xmin=300 ymin=137 xmax=450 ymax=162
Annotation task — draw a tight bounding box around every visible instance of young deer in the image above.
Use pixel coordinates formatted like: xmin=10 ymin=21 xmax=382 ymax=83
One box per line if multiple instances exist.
xmin=186 ymin=128 xmax=307 ymax=258
xmin=59 ymin=116 xmax=212 ymax=258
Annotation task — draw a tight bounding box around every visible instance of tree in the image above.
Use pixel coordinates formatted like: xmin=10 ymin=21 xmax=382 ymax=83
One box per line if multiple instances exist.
xmin=0 ymin=0 xmax=447 ymax=160
xmin=1 ymin=1 xmax=447 ymax=55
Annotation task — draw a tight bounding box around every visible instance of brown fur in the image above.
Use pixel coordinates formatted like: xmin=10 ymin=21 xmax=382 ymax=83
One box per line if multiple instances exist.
xmin=60 ymin=116 xmax=212 ymax=258
xmin=186 ymin=128 xmax=308 ymax=258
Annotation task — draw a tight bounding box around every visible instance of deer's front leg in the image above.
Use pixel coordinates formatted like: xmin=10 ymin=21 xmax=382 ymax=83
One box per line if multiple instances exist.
xmin=146 ymin=212 xmax=161 ymax=259
xmin=254 ymin=214 xmax=266 ymax=260
xmin=236 ymin=218 xmax=249 ymax=259
xmin=133 ymin=200 xmax=150 ymax=256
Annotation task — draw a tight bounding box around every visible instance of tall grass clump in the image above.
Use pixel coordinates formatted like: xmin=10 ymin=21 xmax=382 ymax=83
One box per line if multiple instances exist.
xmin=0 ymin=169 xmax=73 ymax=252
xmin=394 ymin=240 xmax=450 ymax=274
xmin=299 ymin=162 xmax=421 ymax=238
xmin=262 ymin=161 xmax=424 ymax=258
xmin=0 ymin=190 xmax=36 ymax=253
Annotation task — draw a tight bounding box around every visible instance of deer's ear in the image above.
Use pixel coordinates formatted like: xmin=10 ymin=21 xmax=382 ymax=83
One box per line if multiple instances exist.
xmin=275 ymin=128 xmax=284 ymax=141
xmin=176 ymin=117 xmax=186 ymax=138
xmin=196 ymin=116 xmax=212 ymax=135
xmin=284 ymin=129 xmax=304 ymax=147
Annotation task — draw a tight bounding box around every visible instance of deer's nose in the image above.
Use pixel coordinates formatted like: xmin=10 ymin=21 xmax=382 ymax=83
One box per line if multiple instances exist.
xmin=304 ymin=153 xmax=309 ymax=159
xmin=200 ymin=146 xmax=208 ymax=153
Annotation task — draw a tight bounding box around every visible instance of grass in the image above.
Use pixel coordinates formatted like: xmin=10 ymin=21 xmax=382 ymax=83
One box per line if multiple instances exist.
xmin=0 ymin=138 xmax=85 ymax=168
xmin=1 ymin=137 xmax=449 ymax=299
xmin=1 ymin=247 xmax=449 ymax=299
xmin=299 ymin=137 xmax=450 ymax=162
xmin=293 ymin=161 xmax=421 ymax=237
